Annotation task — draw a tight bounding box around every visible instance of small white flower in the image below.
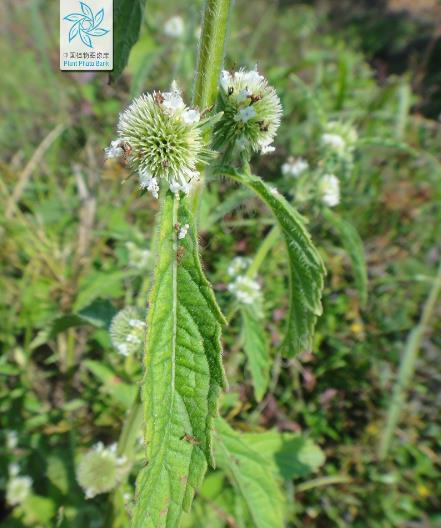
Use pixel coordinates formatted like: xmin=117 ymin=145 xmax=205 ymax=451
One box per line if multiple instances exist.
xmin=182 ymin=108 xmax=200 ymax=124
xmin=269 ymin=186 xmax=279 ymax=195
xmin=235 ymin=106 xmax=257 ymax=123
xmin=139 ymin=168 xmax=159 ymax=199
xmin=178 ymin=223 xmax=189 ymax=240
xmin=163 ymin=15 xmax=184 ymax=38
xmin=220 ymin=70 xmax=232 ymax=91
xmin=281 ymin=157 xmax=309 ymax=177
xmin=129 ymin=319 xmax=146 ymax=329
xmin=259 ymin=140 xmax=275 ymax=154
xmin=162 ymin=84 xmax=186 ymax=114
xmin=105 ymin=140 xmax=124 ymax=160
xmin=6 ymin=475 xmax=32 ymax=506
xmin=6 ymin=430 xmax=18 ymax=450
xmin=320 ymin=174 xmax=340 ymax=207
xmin=228 ymin=275 xmax=261 ymax=305
xmin=322 ymin=133 xmax=346 ymax=153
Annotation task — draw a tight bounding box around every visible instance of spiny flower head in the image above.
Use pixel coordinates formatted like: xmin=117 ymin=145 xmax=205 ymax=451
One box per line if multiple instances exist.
xmin=110 ymin=306 xmax=146 ymax=357
xmin=76 ymin=442 xmax=129 ymax=499
xmin=320 ymin=173 xmax=340 ymax=207
xmin=321 ymin=121 xmax=358 ymax=156
xmin=107 ymin=82 xmax=211 ymax=198
xmin=228 ymin=275 xmax=262 ymax=305
xmin=213 ymin=68 xmax=282 ymax=156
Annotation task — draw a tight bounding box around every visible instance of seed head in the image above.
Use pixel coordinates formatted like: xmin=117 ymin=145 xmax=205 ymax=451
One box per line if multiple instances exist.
xmin=110 ymin=307 xmax=146 ymax=357
xmin=107 ymin=82 xmax=210 ymax=198
xmin=213 ymin=68 xmax=282 ymax=156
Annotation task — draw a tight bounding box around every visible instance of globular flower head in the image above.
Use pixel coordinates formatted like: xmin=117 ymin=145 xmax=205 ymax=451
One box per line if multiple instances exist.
xmin=107 ymin=82 xmax=210 ymax=198
xmin=110 ymin=307 xmax=146 ymax=357
xmin=76 ymin=442 xmax=129 ymax=499
xmin=213 ymin=68 xmax=282 ymax=156
xmin=321 ymin=121 xmax=358 ymax=156
xmin=6 ymin=468 xmax=32 ymax=506
xmin=228 ymin=275 xmax=262 ymax=305
xmin=320 ymin=174 xmax=340 ymax=207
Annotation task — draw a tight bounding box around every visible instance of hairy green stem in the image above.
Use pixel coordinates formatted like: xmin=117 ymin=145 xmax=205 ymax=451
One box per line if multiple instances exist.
xmin=190 ymin=0 xmax=232 ymax=216
xmin=378 ymin=262 xmax=441 ymax=460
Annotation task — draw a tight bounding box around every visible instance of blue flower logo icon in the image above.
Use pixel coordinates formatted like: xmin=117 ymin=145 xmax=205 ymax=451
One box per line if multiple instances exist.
xmin=64 ymin=2 xmax=109 ymax=48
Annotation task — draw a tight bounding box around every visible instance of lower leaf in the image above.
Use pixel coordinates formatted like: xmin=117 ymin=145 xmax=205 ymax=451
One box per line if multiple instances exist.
xmin=132 ymin=192 xmax=226 ymax=527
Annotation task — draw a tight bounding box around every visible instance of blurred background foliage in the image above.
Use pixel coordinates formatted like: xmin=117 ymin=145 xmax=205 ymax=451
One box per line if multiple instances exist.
xmin=0 ymin=0 xmax=440 ymax=526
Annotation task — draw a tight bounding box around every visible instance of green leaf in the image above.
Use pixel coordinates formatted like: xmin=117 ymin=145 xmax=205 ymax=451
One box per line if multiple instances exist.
xmin=214 ymin=418 xmax=286 ymax=528
xmin=322 ymin=208 xmax=368 ymax=306
xmin=224 ymin=167 xmax=325 ymax=356
xmin=242 ymin=430 xmax=325 ymax=480
xmin=132 ymin=193 xmax=226 ymax=528
xmin=112 ymin=0 xmax=147 ymax=81
xmin=240 ymin=306 xmax=270 ymax=401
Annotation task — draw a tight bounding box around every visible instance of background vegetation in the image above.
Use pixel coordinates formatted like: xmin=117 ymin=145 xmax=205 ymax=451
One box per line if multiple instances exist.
xmin=0 ymin=0 xmax=440 ymax=526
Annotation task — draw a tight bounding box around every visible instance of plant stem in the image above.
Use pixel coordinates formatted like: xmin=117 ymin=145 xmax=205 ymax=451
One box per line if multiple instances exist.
xmin=378 ymin=262 xmax=441 ymax=460
xmin=190 ymin=0 xmax=232 ymax=216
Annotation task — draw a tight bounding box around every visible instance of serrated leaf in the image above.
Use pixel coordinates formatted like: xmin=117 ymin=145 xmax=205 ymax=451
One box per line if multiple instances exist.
xmin=323 ymin=208 xmax=368 ymax=305
xmin=112 ymin=0 xmax=147 ymax=80
xmin=214 ymin=418 xmax=285 ymax=528
xmin=223 ymin=167 xmax=325 ymax=356
xmin=132 ymin=193 xmax=226 ymax=528
xmin=240 ymin=306 xmax=270 ymax=401
xmin=242 ymin=430 xmax=325 ymax=480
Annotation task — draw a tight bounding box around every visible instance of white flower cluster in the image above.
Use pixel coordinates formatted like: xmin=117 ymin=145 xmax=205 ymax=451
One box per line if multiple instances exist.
xmin=214 ymin=68 xmax=282 ymax=155
xmin=227 ymin=256 xmax=251 ymax=277
xmin=106 ymin=82 xmax=206 ymax=200
xmin=282 ymin=157 xmax=309 ymax=178
xmin=320 ymin=174 xmax=340 ymax=207
xmin=110 ymin=307 xmax=146 ymax=357
xmin=6 ymin=464 xmax=32 ymax=506
xmin=77 ymin=442 xmax=129 ymax=499
xmin=228 ymin=275 xmax=261 ymax=305
xmin=6 ymin=430 xmax=18 ymax=450
xmin=163 ymin=15 xmax=184 ymax=38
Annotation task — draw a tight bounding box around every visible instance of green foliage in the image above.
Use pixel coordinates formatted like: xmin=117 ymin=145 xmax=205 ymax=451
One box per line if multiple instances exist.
xmin=132 ymin=193 xmax=226 ymax=527
xmin=112 ymin=0 xmax=148 ymax=80
xmin=214 ymin=418 xmax=286 ymax=528
xmin=323 ymin=208 xmax=368 ymax=305
xmin=224 ymin=166 xmax=326 ymax=356
xmin=240 ymin=306 xmax=269 ymax=401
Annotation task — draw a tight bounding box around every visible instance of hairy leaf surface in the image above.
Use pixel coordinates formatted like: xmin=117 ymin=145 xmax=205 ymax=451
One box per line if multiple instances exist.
xmin=132 ymin=193 xmax=226 ymax=527
xmin=323 ymin=208 xmax=368 ymax=305
xmin=224 ymin=167 xmax=325 ymax=356
xmin=214 ymin=418 xmax=285 ymax=528
xmin=241 ymin=306 xmax=269 ymax=401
